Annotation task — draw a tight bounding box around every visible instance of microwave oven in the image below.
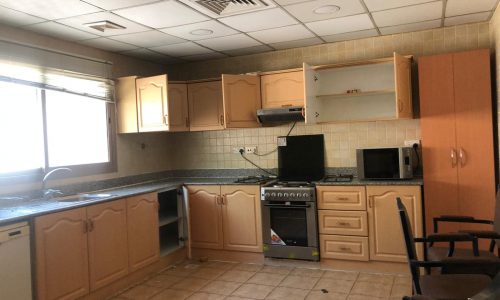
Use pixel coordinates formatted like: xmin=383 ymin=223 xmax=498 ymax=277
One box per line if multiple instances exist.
xmin=356 ymin=147 xmax=413 ymax=180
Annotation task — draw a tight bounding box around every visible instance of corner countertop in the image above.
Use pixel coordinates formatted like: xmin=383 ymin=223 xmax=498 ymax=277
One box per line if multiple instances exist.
xmin=315 ymin=177 xmax=423 ymax=186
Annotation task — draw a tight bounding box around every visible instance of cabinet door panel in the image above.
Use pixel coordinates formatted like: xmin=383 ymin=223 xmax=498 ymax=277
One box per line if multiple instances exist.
xmin=319 ymin=210 xmax=368 ymax=236
xmin=188 ymin=185 xmax=223 ymax=249
xmin=221 ymin=185 xmax=262 ymax=252
xmin=136 ymin=75 xmax=168 ymax=132
xmin=116 ymin=76 xmax=139 ymax=133
xmin=367 ymin=186 xmax=423 ymax=262
xmin=303 ymin=62 xmax=320 ymax=124
xmin=35 ymin=208 xmax=89 ymax=300
xmin=394 ymin=53 xmax=412 ymax=118
xmin=320 ymin=235 xmax=369 ymax=261
xmin=222 ymin=74 xmax=261 ymax=128
xmin=261 ymin=71 xmax=304 ymax=108
xmin=188 ymin=81 xmax=224 ymax=131
xmin=87 ymin=200 xmax=128 ymax=291
xmin=317 ymin=186 xmax=366 ymax=210
xmin=168 ymin=83 xmax=189 ymax=132
xmin=127 ymin=193 xmax=160 ymax=272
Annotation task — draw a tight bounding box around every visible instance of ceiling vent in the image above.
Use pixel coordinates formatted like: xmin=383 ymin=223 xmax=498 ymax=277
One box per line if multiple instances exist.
xmin=83 ymin=21 xmax=126 ymax=32
xmin=181 ymin=0 xmax=275 ymax=17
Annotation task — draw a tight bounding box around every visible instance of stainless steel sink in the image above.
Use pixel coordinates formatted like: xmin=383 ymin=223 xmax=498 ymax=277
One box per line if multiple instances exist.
xmin=54 ymin=193 xmax=115 ymax=202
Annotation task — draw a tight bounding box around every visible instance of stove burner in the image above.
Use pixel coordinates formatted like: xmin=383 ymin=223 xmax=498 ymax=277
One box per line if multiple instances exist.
xmin=234 ymin=175 xmax=275 ymax=184
xmin=322 ymin=174 xmax=354 ymax=183
xmin=273 ymin=181 xmax=314 ymax=188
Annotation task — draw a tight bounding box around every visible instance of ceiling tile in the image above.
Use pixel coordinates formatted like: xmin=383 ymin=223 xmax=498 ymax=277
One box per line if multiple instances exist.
xmin=160 ymin=20 xmax=238 ymax=41
xmin=0 ymin=5 xmax=45 ymax=26
xmin=306 ymin=14 xmax=374 ymax=36
xmin=79 ymin=37 xmax=139 ymax=51
xmin=249 ymin=24 xmax=314 ymax=44
xmin=444 ymin=12 xmax=491 ymax=26
xmin=446 ymin=0 xmax=497 ymax=17
xmin=108 ymin=30 xmax=185 ymax=47
xmin=379 ymin=19 xmax=441 ymax=35
xmin=223 ymin=45 xmax=273 ymax=56
xmin=81 ymin=0 xmax=159 ymax=10
xmin=274 ymin=0 xmax=309 ymax=5
xmin=270 ymin=37 xmax=323 ymax=50
xmin=372 ymin=1 xmax=443 ymax=27
xmin=363 ymin=0 xmax=437 ymax=12
xmin=0 ymin=0 xmax=102 ymax=20
xmin=218 ymin=8 xmax=297 ymax=32
xmin=196 ymin=34 xmax=262 ymax=51
xmin=322 ymin=29 xmax=379 ymax=42
xmin=57 ymin=12 xmax=150 ymax=37
xmin=23 ymin=22 xmax=99 ymax=41
xmin=283 ymin=0 xmax=366 ymax=23
xmin=113 ymin=0 xmax=209 ymax=29
xmin=150 ymin=42 xmax=213 ymax=56
xmin=181 ymin=52 xmax=227 ymax=61
xmin=121 ymin=48 xmax=181 ymax=64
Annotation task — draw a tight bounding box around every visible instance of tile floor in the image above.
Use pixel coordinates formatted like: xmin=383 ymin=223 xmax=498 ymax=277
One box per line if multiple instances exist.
xmin=111 ymin=260 xmax=412 ymax=300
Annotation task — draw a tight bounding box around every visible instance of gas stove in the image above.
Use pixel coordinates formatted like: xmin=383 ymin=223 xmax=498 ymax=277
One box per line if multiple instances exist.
xmin=233 ymin=175 xmax=276 ymax=184
xmin=261 ymin=181 xmax=315 ymax=202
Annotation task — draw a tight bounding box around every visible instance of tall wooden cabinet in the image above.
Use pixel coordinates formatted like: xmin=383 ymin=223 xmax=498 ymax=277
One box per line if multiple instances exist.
xmin=188 ymin=81 xmax=224 ymax=131
xmin=419 ymin=49 xmax=495 ymax=236
xmin=222 ymin=74 xmax=261 ymax=128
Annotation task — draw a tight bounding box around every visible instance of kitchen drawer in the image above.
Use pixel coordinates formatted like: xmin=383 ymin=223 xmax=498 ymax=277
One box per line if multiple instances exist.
xmin=317 ymin=186 xmax=366 ymax=210
xmin=318 ymin=210 xmax=368 ymax=236
xmin=320 ymin=235 xmax=369 ymax=261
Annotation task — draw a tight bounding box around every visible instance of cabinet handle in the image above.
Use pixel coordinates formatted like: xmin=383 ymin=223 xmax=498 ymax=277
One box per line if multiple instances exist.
xmin=336 ymin=221 xmax=350 ymax=226
xmin=163 ymin=115 xmax=168 ymax=124
xmin=451 ymin=148 xmax=457 ymax=168
xmin=216 ymin=196 xmax=221 ymax=205
xmin=459 ymin=148 xmax=467 ymax=167
xmin=336 ymin=197 xmax=349 ymax=201
xmin=185 ymin=117 xmax=189 ymax=127
xmin=368 ymin=196 xmax=373 ymax=208
xmin=83 ymin=220 xmax=88 ymax=233
xmin=339 ymin=246 xmax=352 ymax=252
xmin=220 ymin=115 xmax=224 ymax=125
xmin=88 ymin=220 xmax=94 ymax=232
xmin=222 ymin=195 xmax=226 ymax=205
xmin=397 ymin=99 xmax=403 ymax=112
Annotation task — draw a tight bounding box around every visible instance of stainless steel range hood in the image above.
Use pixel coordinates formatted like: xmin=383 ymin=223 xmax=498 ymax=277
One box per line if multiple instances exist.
xmin=257 ymin=106 xmax=304 ymax=123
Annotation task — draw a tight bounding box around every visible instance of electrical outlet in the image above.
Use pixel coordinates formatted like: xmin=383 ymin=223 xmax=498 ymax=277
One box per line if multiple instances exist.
xmin=245 ymin=146 xmax=257 ymax=154
xmin=404 ymin=139 xmax=420 ymax=147
xmin=232 ymin=147 xmax=244 ymax=154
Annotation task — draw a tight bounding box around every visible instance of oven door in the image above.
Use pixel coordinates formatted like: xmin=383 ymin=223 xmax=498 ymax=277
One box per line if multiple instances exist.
xmin=262 ymin=200 xmax=318 ymax=248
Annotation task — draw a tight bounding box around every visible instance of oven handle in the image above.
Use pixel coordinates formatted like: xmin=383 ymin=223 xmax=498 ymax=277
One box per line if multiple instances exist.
xmin=263 ymin=203 xmax=311 ymax=208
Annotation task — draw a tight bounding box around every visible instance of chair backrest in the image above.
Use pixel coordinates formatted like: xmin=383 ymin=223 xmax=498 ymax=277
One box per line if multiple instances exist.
xmin=494 ymin=186 xmax=500 ymax=237
xmin=397 ymin=197 xmax=422 ymax=294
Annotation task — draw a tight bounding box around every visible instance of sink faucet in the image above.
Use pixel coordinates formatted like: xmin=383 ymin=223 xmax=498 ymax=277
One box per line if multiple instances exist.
xmin=42 ymin=167 xmax=72 ymax=199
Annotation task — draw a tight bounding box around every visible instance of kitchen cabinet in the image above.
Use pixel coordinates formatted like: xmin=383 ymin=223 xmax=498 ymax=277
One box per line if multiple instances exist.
xmin=320 ymin=234 xmax=369 ymax=261
xmin=187 ymin=185 xmax=262 ymax=253
xmin=317 ymin=186 xmax=367 ymax=210
xmin=366 ymin=185 xmax=423 ymax=262
xmin=116 ymin=76 xmax=139 ymax=134
xmin=260 ymin=70 xmax=304 ymax=108
xmin=419 ymin=49 xmax=495 ymax=238
xmin=35 ymin=208 xmax=90 ymax=300
xmin=222 ymin=74 xmax=261 ymax=128
xmin=304 ymin=53 xmax=412 ymax=123
xmin=127 ymin=193 xmax=160 ymax=272
xmin=188 ymin=80 xmax=224 ymax=131
xmin=167 ymin=83 xmax=190 ymax=132
xmin=136 ymin=74 xmax=169 ymax=132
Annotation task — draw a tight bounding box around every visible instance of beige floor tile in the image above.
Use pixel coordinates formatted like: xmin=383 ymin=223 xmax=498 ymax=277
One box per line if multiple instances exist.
xmin=393 ymin=276 xmax=412 ymax=286
xmin=171 ymin=277 xmax=210 ymax=291
xmin=163 ymin=266 xmax=198 ymax=277
xmin=356 ymin=273 xmax=394 ymax=285
xmin=225 ymin=297 xmax=254 ymax=300
xmin=150 ymin=288 xmax=193 ymax=300
xmin=247 ymin=272 xmax=287 ymax=286
xmin=191 ymin=267 xmax=226 ymax=280
xmin=232 ymin=283 xmax=275 ymax=299
xmin=322 ymin=270 xmax=359 ymax=281
xmin=266 ymin=287 xmax=309 ymax=300
xmin=279 ymin=275 xmax=319 ymax=290
xmin=186 ymin=292 xmax=226 ymax=300
xmin=233 ymin=263 xmax=264 ymax=272
xmin=260 ymin=265 xmax=293 ymax=275
xmin=205 ymin=261 xmax=238 ymax=270
xmin=306 ymin=290 xmax=348 ymax=300
xmin=290 ymin=268 xmax=325 ymax=278
xmin=120 ymin=284 xmax=163 ymax=300
xmin=313 ymin=278 xmax=355 ymax=294
xmin=347 ymin=295 xmax=387 ymax=300
xmin=218 ymin=270 xmax=256 ymax=283
xmin=390 ymin=283 xmax=412 ymax=297
xmin=144 ymin=274 xmax=184 ymax=289
xmin=199 ymin=280 xmax=241 ymax=295
xmin=350 ymin=281 xmax=392 ymax=298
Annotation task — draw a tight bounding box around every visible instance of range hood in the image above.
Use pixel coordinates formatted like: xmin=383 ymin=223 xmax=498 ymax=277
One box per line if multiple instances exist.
xmin=257 ymin=106 xmax=304 ymax=123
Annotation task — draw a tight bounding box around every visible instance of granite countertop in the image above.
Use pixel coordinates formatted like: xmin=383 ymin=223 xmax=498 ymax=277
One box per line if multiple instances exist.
xmin=315 ymin=177 xmax=423 ymax=186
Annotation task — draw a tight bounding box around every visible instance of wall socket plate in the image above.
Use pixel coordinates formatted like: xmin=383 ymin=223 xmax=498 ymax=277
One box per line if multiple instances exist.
xmin=245 ymin=146 xmax=257 ymax=154
xmin=404 ymin=139 xmax=421 ymax=147
xmin=232 ymin=147 xmax=244 ymax=154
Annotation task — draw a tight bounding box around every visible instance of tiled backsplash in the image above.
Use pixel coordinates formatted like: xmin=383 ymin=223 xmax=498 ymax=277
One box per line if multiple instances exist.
xmin=168 ymin=120 xmax=420 ymax=170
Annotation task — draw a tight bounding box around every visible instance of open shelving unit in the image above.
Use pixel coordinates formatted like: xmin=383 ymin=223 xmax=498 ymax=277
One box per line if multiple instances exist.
xmin=157 ymin=188 xmax=186 ymax=257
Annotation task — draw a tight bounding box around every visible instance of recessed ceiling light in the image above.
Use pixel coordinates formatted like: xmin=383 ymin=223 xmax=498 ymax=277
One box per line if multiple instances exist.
xmin=190 ymin=29 xmax=214 ymax=36
xmin=313 ymin=5 xmax=340 ymax=14
xmin=83 ymin=20 xmax=126 ymax=32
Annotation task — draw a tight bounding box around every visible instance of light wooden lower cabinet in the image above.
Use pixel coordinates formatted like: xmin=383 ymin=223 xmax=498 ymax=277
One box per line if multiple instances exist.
xmin=320 ymin=235 xmax=369 ymax=261
xmin=319 ymin=210 xmax=368 ymax=236
xmin=317 ymin=186 xmax=367 ymax=211
xmin=188 ymin=185 xmax=262 ymax=253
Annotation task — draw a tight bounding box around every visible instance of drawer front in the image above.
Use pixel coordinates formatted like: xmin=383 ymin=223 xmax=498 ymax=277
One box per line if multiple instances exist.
xmin=320 ymin=235 xmax=369 ymax=261
xmin=318 ymin=211 xmax=368 ymax=236
xmin=317 ymin=186 xmax=367 ymax=210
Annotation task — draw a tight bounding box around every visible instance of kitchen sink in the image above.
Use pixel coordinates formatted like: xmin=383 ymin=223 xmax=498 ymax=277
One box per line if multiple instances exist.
xmin=54 ymin=193 xmax=115 ymax=202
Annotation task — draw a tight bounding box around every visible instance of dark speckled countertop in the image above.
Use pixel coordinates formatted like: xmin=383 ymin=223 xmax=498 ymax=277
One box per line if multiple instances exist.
xmin=315 ymin=177 xmax=423 ymax=186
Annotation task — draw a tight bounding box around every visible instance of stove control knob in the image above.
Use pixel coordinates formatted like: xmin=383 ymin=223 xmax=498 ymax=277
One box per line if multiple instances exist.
xmin=290 ymin=193 xmax=296 ymax=197
xmin=302 ymin=193 xmax=309 ymax=198
xmin=296 ymin=193 xmax=302 ymax=198
xmin=284 ymin=193 xmax=289 ymax=197
xmin=278 ymin=193 xmax=283 ymax=197
xmin=265 ymin=192 xmax=270 ymax=198
xmin=271 ymin=193 xmax=276 ymax=197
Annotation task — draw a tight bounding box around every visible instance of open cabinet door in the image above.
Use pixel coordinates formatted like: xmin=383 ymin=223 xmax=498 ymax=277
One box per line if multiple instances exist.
xmin=222 ymin=74 xmax=261 ymax=128
xmin=136 ymin=74 xmax=169 ymax=132
xmin=394 ymin=53 xmax=413 ymax=119
xmin=303 ymin=63 xmax=320 ymax=124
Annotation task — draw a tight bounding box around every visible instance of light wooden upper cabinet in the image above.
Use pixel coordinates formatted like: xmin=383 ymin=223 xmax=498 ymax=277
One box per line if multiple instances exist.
xmin=222 ymin=74 xmax=261 ymax=128
xmin=188 ymin=81 xmax=224 ymax=131
xmin=87 ymin=200 xmax=128 ymax=291
xmin=168 ymin=83 xmax=190 ymax=132
xmin=116 ymin=76 xmax=139 ymax=134
xmin=127 ymin=193 xmax=160 ymax=272
xmin=35 ymin=208 xmax=90 ymax=300
xmin=260 ymin=71 xmax=304 ymax=108
xmin=366 ymin=186 xmax=422 ymax=262
xmin=136 ymin=74 xmax=169 ymax=132
xmin=304 ymin=53 xmax=413 ymax=124
xmin=221 ymin=185 xmax=262 ymax=252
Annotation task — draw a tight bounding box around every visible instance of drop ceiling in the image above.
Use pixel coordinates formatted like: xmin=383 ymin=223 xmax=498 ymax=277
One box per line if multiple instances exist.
xmin=0 ymin=0 xmax=497 ymax=64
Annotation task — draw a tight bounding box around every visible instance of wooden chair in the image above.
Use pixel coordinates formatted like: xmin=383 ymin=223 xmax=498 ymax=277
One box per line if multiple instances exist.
xmin=397 ymin=198 xmax=496 ymax=299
